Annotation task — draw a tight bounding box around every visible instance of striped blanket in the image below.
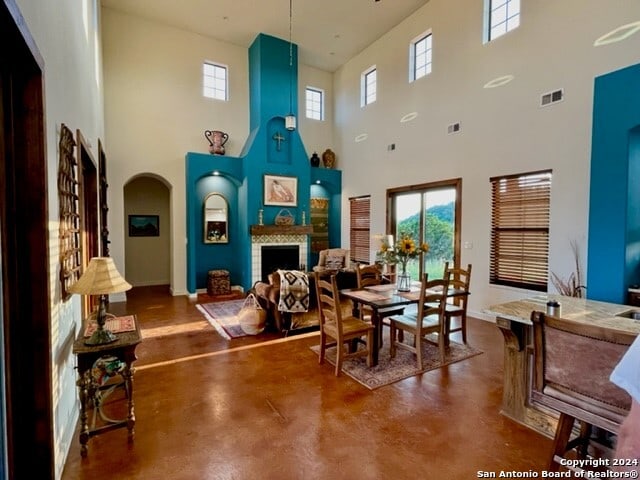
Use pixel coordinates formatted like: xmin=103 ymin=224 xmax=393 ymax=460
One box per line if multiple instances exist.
xmin=277 ymin=270 xmax=310 ymax=313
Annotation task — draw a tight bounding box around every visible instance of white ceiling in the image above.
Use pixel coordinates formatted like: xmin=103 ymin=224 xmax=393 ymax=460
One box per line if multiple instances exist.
xmin=100 ymin=0 xmax=431 ymax=72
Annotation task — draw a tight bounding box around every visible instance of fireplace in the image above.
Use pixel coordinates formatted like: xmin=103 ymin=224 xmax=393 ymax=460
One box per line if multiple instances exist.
xmin=260 ymin=245 xmax=300 ymax=282
xmin=250 ymin=232 xmax=309 ymax=285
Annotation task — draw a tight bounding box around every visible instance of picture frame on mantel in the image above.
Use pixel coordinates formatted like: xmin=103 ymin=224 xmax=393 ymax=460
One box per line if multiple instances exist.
xmin=263 ymin=174 xmax=297 ymax=207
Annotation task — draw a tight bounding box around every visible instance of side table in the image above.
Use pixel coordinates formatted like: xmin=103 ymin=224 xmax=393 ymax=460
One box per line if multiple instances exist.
xmin=72 ymin=315 xmax=142 ymax=457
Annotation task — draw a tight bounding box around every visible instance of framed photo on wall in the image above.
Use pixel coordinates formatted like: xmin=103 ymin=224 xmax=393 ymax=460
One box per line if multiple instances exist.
xmin=128 ymin=214 xmax=159 ymax=237
xmin=263 ymin=174 xmax=297 ymax=207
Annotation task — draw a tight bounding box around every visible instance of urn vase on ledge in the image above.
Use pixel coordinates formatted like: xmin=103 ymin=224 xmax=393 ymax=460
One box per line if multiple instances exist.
xmin=204 ymin=130 xmax=229 ymax=155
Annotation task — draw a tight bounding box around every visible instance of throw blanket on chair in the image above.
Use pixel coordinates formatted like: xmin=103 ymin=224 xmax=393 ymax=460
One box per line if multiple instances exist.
xmin=277 ymin=270 xmax=310 ymax=313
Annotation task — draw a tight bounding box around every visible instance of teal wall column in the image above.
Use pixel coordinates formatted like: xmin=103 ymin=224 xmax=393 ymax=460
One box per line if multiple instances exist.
xmin=587 ymin=63 xmax=640 ymax=303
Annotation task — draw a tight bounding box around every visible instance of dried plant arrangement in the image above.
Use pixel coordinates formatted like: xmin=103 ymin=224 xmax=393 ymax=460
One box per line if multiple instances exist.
xmin=550 ymin=239 xmax=586 ymax=297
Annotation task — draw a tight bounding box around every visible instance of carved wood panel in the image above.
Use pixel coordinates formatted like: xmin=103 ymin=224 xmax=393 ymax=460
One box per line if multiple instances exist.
xmin=58 ymin=123 xmax=81 ymax=300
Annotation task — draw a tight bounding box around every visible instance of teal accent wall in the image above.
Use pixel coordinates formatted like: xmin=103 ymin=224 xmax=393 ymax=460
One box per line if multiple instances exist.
xmin=587 ymin=63 xmax=640 ymax=303
xmin=185 ymin=34 xmax=342 ymax=294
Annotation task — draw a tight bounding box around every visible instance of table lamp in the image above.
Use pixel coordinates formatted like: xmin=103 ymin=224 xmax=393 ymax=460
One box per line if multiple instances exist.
xmin=69 ymin=257 xmax=132 ymax=345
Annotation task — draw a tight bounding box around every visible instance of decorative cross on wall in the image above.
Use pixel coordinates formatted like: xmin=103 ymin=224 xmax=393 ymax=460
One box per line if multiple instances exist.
xmin=272 ymin=132 xmax=286 ymax=151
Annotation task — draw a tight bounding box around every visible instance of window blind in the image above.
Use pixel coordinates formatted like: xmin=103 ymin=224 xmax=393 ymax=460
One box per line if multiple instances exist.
xmin=490 ymin=170 xmax=551 ymax=291
xmin=349 ymin=196 xmax=371 ymax=264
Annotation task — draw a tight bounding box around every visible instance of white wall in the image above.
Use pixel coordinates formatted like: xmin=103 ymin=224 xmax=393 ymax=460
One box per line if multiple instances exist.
xmin=14 ymin=0 xmax=105 ymax=477
xmin=101 ymin=8 xmax=336 ymax=295
xmin=334 ymin=0 xmax=640 ymax=318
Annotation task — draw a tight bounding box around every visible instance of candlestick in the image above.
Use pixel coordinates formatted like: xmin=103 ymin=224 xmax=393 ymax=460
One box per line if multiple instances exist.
xmin=301 ymin=211 xmax=306 ymax=226
xmin=258 ymin=209 xmax=264 ymax=226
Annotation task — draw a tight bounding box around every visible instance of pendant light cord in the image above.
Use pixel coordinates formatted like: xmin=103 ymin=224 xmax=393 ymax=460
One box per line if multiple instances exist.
xmin=289 ymin=0 xmax=293 ymax=114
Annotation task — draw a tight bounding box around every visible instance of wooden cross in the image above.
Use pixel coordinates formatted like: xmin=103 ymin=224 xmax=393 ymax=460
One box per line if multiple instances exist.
xmin=272 ymin=132 xmax=286 ymax=151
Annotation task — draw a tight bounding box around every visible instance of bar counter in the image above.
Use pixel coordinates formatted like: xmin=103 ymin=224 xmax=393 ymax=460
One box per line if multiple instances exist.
xmin=485 ymin=294 xmax=640 ymax=436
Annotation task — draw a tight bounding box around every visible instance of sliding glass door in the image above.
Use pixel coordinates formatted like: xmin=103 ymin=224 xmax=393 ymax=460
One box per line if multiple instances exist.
xmin=387 ymin=179 xmax=461 ymax=280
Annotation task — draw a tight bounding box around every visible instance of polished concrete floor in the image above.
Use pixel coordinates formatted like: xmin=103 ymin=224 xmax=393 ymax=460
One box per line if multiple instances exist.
xmin=61 ymin=285 xmax=552 ymax=479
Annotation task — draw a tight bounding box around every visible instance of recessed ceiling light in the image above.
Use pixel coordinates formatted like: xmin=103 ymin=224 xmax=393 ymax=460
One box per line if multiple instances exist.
xmin=316 ymin=180 xmax=321 ymax=184
xmin=400 ymin=112 xmax=418 ymax=123
xmin=355 ymin=133 xmax=368 ymax=143
xmin=594 ymin=21 xmax=640 ymax=46
xmin=483 ymin=75 xmax=515 ymax=89
xmin=213 ymin=171 xmax=220 ymax=176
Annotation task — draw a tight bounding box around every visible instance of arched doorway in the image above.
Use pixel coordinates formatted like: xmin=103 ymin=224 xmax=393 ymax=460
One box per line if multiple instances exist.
xmin=123 ymin=175 xmax=171 ymax=289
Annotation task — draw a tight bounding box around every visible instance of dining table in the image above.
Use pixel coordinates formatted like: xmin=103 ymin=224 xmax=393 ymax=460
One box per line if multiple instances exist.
xmin=340 ymin=282 xmax=468 ymax=366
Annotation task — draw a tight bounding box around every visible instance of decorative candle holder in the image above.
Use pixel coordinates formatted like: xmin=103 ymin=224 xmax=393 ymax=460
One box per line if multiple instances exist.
xmin=258 ymin=209 xmax=264 ymax=226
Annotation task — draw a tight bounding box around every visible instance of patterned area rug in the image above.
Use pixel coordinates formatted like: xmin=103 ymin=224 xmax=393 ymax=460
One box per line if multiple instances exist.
xmin=196 ymin=299 xmax=247 ymax=340
xmin=310 ymin=332 xmax=483 ymax=390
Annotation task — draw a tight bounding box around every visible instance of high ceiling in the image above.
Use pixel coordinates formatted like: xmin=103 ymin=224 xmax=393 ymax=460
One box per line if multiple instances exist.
xmin=101 ymin=0 xmax=431 ymax=72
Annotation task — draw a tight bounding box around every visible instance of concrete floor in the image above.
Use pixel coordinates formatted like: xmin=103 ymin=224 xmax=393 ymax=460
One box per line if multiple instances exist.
xmin=61 ymin=285 xmax=552 ymax=479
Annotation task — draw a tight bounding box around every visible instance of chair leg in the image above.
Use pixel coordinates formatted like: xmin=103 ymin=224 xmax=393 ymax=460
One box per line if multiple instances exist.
xmin=415 ymin=333 xmax=422 ymax=369
xmin=549 ymin=413 xmax=576 ymax=471
xmin=366 ymin=330 xmax=373 ymax=367
xmin=335 ymin=343 xmax=343 ymax=377
xmin=318 ymin=332 xmax=326 ymax=365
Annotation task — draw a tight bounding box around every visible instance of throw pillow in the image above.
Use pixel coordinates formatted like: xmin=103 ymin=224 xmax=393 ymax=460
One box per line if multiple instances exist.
xmin=325 ymin=254 xmax=344 ymax=270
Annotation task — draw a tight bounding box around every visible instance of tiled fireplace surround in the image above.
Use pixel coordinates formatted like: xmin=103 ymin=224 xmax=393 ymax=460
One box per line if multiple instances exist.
xmin=250 ymin=234 xmax=309 ymax=286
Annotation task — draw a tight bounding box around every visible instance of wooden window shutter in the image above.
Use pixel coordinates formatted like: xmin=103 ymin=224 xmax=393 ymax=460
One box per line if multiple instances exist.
xmin=490 ymin=170 xmax=551 ymax=291
xmin=350 ymin=196 xmax=371 ymax=264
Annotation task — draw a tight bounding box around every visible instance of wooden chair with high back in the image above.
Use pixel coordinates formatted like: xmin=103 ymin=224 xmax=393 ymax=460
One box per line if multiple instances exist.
xmin=442 ymin=262 xmax=472 ymax=344
xmin=388 ymin=274 xmax=449 ymax=368
xmin=315 ymin=272 xmax=374 ymax=376
xmin=355 ymin=264 xmax=405 ymax=330
xmin=530 ymin=311 xmax=634 ymax=473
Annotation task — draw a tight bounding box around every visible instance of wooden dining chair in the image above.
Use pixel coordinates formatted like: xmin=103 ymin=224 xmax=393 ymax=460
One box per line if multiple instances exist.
xmin=389 ymin=273 xmax=449 ymax=368
xmin=314 ymin=272 xmax=374 ymax=376
xmin=530 ymin=311 xmax=634 ymax=473
xmin=355 ymin=264 xmax=405 ymax=330
xmin=442 ymin=262 xmax=472 ymax=344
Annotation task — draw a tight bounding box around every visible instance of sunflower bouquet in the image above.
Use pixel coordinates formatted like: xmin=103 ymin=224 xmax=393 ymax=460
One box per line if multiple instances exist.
xmin=376 ymin=233 xmax=429 ymax=274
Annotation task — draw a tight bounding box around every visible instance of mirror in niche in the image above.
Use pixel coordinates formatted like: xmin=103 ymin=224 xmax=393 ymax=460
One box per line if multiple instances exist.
xmin=204 ymin=192 xmax=228 ymax=243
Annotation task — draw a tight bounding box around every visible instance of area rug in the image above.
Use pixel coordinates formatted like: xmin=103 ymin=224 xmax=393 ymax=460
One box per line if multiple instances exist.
xmin=196 ymin=299 xmax=247 ymax=340
xmin=310 ymin=333 xmax=483 ymax=390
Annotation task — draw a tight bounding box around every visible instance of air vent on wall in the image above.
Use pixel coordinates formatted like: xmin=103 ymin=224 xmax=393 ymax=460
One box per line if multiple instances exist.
xmin=540 ymin=89 xmax=564 ymax=107
xmin=447 ymin=122 xmax=461 ymax=134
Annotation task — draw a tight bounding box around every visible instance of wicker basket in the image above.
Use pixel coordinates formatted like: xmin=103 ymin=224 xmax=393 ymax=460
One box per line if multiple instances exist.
xmin=275 ymin=209 xmax=294 ymax=226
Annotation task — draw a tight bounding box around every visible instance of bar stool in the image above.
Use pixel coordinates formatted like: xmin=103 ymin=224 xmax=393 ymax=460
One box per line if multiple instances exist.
xmin=530 ymin=311 xmax=635 ymax=473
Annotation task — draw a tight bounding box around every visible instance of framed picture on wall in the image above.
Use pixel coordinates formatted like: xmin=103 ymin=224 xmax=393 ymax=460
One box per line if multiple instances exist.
xmin=128 ymin=214 xmax=159 ymax=237
xmin=263 ymin=174 xmax=297 ymax=207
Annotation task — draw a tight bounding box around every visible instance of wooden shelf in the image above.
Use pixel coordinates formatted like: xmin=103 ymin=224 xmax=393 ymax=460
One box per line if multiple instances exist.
xmin=250 ymin=225 xmax=313 ymax=235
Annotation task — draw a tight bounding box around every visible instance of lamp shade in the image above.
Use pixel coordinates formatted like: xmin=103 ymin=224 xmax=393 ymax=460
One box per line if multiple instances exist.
xmin=68 ymin=257 xmax=132 ymax=295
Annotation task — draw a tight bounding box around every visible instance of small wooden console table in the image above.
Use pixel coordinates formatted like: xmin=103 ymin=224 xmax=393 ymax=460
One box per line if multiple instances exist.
xmin=72 ymin=315 xmax=142 ymax=457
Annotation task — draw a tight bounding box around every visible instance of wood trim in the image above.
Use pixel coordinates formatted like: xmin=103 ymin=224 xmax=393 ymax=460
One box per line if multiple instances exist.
xmin=1 ymin=1 xmax=54 ymax=476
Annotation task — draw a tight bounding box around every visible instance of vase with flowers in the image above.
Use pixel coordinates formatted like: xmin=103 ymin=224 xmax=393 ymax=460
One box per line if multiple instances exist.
xmin=376 ymin=233 xmax=429 ymax=291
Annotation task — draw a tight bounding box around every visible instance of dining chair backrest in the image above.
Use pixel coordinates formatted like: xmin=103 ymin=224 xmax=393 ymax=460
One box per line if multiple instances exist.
xmin=443 ymin=262 xmax=472 ymax=296
xmin=356 ymin=263 xmax=382 ymax=289
xmin=416 ymin=274 xmax=449 ymax=322
xmin=315 ymin=272 xmax=343 ymax=337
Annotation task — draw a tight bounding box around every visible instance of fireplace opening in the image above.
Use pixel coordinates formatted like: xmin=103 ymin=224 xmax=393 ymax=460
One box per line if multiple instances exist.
xmin=261 ymin=245 xmax=300 ymax=281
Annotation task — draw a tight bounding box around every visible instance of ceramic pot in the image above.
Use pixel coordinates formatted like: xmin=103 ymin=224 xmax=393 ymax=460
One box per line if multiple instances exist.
xmin=322 ymin=148 xmax=335 ymax=168
xmin=204 ymin=130 xmax=229 ymax=155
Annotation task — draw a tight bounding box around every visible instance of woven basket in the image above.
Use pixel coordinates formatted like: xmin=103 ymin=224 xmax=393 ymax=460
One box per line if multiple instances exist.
xmin=275 ymin=209 xmax=294 ymax=225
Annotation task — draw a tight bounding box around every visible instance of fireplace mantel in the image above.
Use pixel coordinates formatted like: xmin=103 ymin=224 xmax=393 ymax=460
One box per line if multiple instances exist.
xmin=250 ymin=225 xmax=313 ymax=235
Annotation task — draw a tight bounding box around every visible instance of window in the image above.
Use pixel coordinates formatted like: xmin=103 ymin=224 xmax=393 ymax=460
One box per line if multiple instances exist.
xmin=203 ymin=62 xmax=228 ymax=100
xmin=486 ymin=0 xmax=520 ymax=42
xmin=410 ymin=32 xmax=432 ymax=82
xmin=387 ymin=179 xmax=461 ymax=280
xmin=490 ymin=170 xmax=551 ymax=291
xmin=361 ymin=66 xmax=377 ymax=106
xmin=350 ymin=196 xmax=371 ymax=264
xmin=305 ymin=87 xmax=324 ymax=120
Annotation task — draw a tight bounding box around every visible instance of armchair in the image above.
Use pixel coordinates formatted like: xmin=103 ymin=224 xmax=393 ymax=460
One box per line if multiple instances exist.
xmin=312 ymin=248 xmax=351 ymax=273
